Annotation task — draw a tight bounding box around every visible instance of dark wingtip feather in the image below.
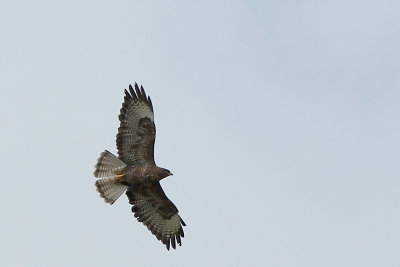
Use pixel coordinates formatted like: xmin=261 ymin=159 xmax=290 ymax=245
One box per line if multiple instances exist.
xmin=124 ymin=89 xmax=131 ymax=98
xmin=134 ymin=83 xmax=141 ymax=99
xmin=128 ymin=84 xmax=138 ymax=100
xmin=176 ymin=234 xmax=181 ymax=246
xmin=148 ymin=96 xmax=153 ymax=112
xmin=140 ymin=85 xmax=147 ymax=99
xmin=171 ymin=236 xmax=176 ymax=249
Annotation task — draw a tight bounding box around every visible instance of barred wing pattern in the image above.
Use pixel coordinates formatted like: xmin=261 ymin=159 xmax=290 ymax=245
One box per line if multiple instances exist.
xmin=126 ymin=183 xmax=186 ymax=250
xmin=117 ymin=83 xmax=155 ymax=165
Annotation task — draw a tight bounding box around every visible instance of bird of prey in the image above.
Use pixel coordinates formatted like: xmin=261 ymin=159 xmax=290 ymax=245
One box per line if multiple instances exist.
xmin=94 ymin=83 xmax=185 ymax=250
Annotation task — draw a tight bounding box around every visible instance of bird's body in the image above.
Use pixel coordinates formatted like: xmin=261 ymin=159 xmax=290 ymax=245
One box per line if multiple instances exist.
xmin=94 ymin=83 xmax=185 ymax=250
xmin=119 ymin=164 xmax=171 ymax=184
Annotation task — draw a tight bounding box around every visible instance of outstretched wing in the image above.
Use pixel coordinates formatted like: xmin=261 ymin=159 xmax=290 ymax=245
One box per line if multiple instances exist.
xmin=126 ymin=182 xmax=186 ymax=250
xmin=117 ymin=83 xmax=155 ymax=165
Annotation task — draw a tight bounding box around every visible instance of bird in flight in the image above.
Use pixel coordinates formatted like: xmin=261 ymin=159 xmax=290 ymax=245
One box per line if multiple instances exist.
xmin=94 ymin=83 xmax=185 ymax=250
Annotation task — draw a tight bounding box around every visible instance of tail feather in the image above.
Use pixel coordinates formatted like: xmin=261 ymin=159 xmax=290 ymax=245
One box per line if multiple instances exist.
xmin=95 ymin=178 xmax=128 ymax=204
xmin=94 ymin=150 xmax=128 ymax=204
xmin=94 ymin=150 xmax=126 ymax=178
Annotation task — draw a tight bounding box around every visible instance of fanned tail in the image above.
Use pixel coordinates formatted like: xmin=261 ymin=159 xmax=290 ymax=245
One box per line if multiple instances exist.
xmin=95 ymin=177 xmax=128 ymax=204
xmin=94 ymin=150 xmax=128 ymax=204
xmin=94 ymin=150 xmax=126 ymax=178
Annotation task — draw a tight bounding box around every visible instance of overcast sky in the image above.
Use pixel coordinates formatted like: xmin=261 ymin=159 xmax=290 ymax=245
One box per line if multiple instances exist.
xmin=1 ymin=1 xmax=399 ymax=266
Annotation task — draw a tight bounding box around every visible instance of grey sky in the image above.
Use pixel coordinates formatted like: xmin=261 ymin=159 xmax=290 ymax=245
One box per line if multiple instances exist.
xmin=1 ymin=1 xmax=399 ymax=266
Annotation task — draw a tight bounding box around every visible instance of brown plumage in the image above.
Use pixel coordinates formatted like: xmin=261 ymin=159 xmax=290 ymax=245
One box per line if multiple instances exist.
xmin=94 ymin=83 xmax=185 ymax=250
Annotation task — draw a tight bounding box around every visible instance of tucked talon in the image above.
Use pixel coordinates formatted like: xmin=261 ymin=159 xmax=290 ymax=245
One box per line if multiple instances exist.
xmin=115 ymin=174 xmax=125 ymax=181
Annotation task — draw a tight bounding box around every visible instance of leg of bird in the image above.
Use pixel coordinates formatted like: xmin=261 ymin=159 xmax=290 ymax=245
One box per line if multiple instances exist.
xmin=115 ymin=173 xmax=125 ymax=181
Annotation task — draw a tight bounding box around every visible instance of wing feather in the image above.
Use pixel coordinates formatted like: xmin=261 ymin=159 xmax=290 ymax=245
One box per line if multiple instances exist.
xmin=116 ymin=83 xmax=155 ymax=165
xmin=126 ymin=182 xmax=186 ymax=250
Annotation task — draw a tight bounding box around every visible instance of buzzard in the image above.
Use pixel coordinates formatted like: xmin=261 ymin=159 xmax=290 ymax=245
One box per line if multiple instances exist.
xmin=94 ymin=83 xmax=185 ymax=250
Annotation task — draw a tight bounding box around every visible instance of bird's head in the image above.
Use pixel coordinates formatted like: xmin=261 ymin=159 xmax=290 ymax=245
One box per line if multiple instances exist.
xmin=159 ymin=168 xmax=173 ymax=179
